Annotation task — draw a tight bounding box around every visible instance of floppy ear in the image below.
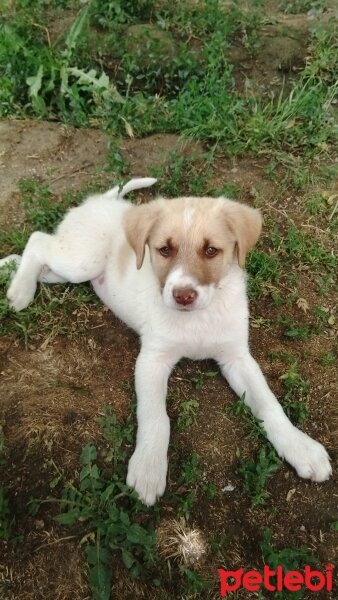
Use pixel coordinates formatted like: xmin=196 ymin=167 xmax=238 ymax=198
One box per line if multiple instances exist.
xmin=224 ymin=201 xmax=262 ymax=268
xmin=123 ymin=203 xmax=159 ymax=269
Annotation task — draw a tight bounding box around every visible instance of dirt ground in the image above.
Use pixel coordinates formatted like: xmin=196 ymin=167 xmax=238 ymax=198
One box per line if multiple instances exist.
xmin=0 ymin=120 xmax=337 ymax=599
xmin=0 ymin=2 xmax=337 ymax=599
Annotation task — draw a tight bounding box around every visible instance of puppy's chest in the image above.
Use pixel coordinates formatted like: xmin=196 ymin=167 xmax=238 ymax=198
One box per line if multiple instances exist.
xmin=153 ymin=304 xmax=247 ymax=360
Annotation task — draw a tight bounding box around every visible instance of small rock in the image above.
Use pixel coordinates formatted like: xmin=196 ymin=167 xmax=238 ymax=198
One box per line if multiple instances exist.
xmin=222 ymin=482 xmax=235 ymax=492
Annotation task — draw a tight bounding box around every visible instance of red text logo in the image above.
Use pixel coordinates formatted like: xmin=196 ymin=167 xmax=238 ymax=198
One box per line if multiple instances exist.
xmin=218 ymin=564 xmax=334 ymax=596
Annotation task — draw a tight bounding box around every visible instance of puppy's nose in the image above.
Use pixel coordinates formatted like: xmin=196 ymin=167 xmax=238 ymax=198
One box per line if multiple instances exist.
xmin=173 ymin=288 xmax=197 ymax=306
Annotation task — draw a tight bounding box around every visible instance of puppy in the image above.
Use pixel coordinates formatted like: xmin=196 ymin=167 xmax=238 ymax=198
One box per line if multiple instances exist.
xmin=0 ymin=178 xmax=332 ymax=506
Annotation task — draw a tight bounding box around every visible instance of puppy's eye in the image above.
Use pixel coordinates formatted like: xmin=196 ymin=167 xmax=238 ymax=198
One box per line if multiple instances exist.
xmin=159 ymin=246 xmax=171 ymax=257
xmin=205 ymin=246 xmax=218 ymax=258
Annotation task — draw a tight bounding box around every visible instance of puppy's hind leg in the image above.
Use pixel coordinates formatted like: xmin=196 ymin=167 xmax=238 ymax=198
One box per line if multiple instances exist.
xmin=7 ymin=232 xmax=56 ymax=311
xmin=0 ymin=254 xmax=66 ymax=284
xmin=8 ymin=226 xmax=108 ymax=311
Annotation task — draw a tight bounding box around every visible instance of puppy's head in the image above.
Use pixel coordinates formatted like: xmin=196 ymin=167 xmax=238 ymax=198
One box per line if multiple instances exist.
xmin=124 ymin=196 xmax=262 ymax=311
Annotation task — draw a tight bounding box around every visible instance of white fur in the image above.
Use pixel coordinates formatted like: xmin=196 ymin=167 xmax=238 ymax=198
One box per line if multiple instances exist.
xmin=1 ymin=178 xmax=332 ymax=506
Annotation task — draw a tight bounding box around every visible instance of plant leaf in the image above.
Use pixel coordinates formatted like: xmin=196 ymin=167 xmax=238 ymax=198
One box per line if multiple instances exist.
xmin=80 ymin=444 xmax=97 ymax=465
xmin=54 ymin=509 xmax=80 ymax=525
xmin=64 ymin=5 xmax=90 ymax=61
xmin=86 ymin=543 xmax=112 ymax=600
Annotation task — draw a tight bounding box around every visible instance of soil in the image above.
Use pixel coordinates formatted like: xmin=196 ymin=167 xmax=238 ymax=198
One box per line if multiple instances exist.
xmin=0 ymin=2 xmax=337 ymax=599
xmin=0 ymin=120 xmax=109 ymax=229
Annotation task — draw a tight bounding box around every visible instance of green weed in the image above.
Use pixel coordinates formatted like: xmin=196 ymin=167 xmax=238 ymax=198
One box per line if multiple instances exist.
xmin=17 ymin=178 xmax=68 ymax=232
xmin=220 ymin=181 xmax=242 ymax=199
xmin=279 ymin=361 xmax=309 ymax=395
xmin=183 ymin=568 xmax=210 ymax=593
xmin=262 ymin=529 xmax=317 ymax=571
xmin=176 ymin=452 xmax=202 ymax=519
xmin=260 ymin=528 xmax=317 ymax=599
xmin=0 ymin=271 xmax=98 ymax=342
xmin=229 ymin=394 xmax=266 ymax=441
xmin=280 ymin=0 xmax=324 ymax=15
xmin=279 ymin=316 xmax=312 ymax=341
xmin=266 ymin=153 xmax=336 ymax=192
xmin=151 ymin=152 xmax=214 ymax=197
xmin=177 ymin=398 xmax=199 ymax=432
xmin=304 ymin=190 xmax=334 ymax=216
xmin=0 ymin=3 xmax=124 ymax=125
xmin=191 ymin=369 xmax=218 ymax=390
xmin=97 ymin=406 xmax=134 ymax=466
xmin=313 ymin=305 xmax=336 ymax=330
xmin=320 ymin=351 xmax=335 ymax=367
xmin=238 ymin=447 xmax=281 ymax=506
xmin=31 ymin=409 xmax=158 ymax=599
xmin=247 ymin=249 xmax=282 ymax=300
xmin=229 ymin=397 xmax=282 ymax=504
xmin=277 ymin=360 xmax=309 ymax=423
xmin=2 ymin=0 xmax=336 ymax=157
xmin=91 ymin=0 xmax=154 ymax=30
xmin=180 ymin=452 xmax=201 ymax=487
xmin=268 ymin=353 xmax=310 ymax=422
xmin=172 ymin=447 xmax=217 ymax=517
xmin=271 ymin=226 xmax=336 ymax=275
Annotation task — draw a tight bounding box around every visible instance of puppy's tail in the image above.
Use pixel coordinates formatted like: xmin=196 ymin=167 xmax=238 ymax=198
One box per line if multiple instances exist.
xmin=104 ymin=177 xmax=157 ymax=201
xmin=118 ymin=177 xmax=157 ymax=199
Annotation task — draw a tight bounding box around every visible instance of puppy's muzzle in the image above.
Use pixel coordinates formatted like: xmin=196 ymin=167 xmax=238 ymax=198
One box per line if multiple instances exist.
xmin=173 ymin=287 xmax=197 ymax=307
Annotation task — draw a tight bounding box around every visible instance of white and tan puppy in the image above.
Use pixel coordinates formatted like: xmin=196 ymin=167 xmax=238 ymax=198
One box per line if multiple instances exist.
xmin=0 ymin=178 xmax=332 ymax=505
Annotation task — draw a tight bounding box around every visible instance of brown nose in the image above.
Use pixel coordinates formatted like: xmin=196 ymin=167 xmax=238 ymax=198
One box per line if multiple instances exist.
xmin=173 ymin=288 xmax=197 ymax=306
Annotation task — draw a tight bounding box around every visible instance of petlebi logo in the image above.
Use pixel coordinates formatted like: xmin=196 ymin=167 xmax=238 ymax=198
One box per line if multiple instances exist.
xmin=218 ymin=564 xmax=334 ymax=596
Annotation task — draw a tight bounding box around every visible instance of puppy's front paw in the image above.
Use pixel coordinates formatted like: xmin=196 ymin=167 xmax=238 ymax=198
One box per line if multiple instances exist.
xmin=7 ymin=276 xmax=37 ymax=311
xmin=280 ymin=428 xmax=332 ymax=482
xmin=127 ymin=447 xmax=167 ymax=506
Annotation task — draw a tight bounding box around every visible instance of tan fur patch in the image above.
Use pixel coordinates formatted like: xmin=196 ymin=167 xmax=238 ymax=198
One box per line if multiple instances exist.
xmin=123 ymin=203 xmax=160 ymax=269
xmin=123 ymin=196 xmax=262 ymax=284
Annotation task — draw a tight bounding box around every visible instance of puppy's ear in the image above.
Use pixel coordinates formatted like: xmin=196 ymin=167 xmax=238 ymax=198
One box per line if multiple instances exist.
xmin=224 ymin=201 xmax=262 ymax=267
xmin=123 ymin=203 xmax=159 ymax=269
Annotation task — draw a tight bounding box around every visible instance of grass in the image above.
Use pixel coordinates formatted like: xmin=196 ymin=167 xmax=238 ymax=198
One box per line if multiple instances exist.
xmin=176 ymin=398 xmax=199 ymax=432
xmin=228 ymin=395 xmax=282 ymax=505
xmin=0 ymin=177 xmax=103 ymax=341
xmin=30 ymin=407 xmax=158 ymax=599
xmin=150 ymin=152 xmax=214 ymax=197
xmin=239 ymin=447 xmax=282 ymax=506
xmin=260 ymin=528 xmax=318 ymax=599
xmin=0 ymin=268 xmax=98 ymax=343
xmin=190 ymin=368 xmax=218 ymax=390
xmin=1 ymin=1 xmax=337 ymax=156
xmin=176 ymin=452 xmax=202 ymax=519
xmin=228 ymin=371 xmax=312 ymax=503
xmin=279 ymin=0 xmax=323 ymax=14
xmin=247 ymin=248 xmax=282 ymax=300
xmin=1 ymin=0 xmax=337 ymax=597
xmin=320 ymin=351 xmax=335 ymax=367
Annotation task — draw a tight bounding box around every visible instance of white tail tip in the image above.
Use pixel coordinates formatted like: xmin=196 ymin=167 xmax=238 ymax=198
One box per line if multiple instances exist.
xmin=118 ymin=177 xmax=157 ymax=199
